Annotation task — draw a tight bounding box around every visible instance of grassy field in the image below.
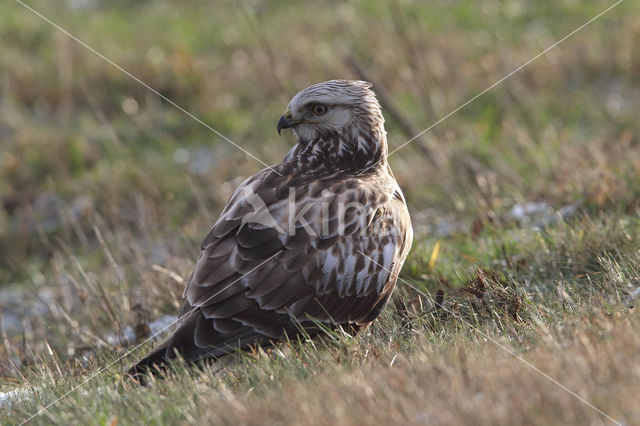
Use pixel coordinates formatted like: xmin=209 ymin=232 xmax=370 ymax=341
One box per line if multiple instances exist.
xmin=1 ymin=0 xmax=640 ymax=424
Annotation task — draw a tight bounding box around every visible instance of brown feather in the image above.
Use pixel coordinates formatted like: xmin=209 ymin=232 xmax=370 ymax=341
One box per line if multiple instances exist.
xmin=128 ymin=80 xmax=413 ymax=380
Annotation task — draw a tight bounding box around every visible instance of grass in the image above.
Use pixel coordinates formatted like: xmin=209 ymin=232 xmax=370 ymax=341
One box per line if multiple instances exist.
xmin=1 ymin=0 xmax=640 ymax=424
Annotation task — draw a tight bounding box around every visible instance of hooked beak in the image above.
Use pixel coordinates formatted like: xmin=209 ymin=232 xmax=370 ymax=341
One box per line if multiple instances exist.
xmin=277 ymin=108 xmax=301 ymax=135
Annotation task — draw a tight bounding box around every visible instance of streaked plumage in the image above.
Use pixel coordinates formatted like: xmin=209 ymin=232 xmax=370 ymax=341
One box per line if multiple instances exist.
xmin=129 ymin=80 xmax=413 ymax=378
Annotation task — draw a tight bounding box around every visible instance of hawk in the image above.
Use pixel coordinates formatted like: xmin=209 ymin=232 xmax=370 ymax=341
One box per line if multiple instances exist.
xmin=129 ymin=80 xmax=413 ymax=378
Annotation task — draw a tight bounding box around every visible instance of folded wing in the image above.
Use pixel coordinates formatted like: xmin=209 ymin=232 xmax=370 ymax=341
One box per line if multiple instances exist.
xmin=129 ymin=169 xmax=411 ymax=373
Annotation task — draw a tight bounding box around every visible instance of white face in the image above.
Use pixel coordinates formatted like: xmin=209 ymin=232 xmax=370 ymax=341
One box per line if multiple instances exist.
xmin=281 ymin=80 xmax=382 ymax=142
xmin=289 ymin=100 xmax=354 ymax=141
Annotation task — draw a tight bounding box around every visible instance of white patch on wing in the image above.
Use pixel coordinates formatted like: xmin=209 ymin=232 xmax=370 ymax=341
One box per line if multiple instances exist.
xmin=356 ymin=136 xmax=368 ymax=153
xmin=339 ymin=249 xmax=357 ymax=296
xmin=338 ymin=140 xmax=349 ymax=157
xmin=377 ymin=242 xmax=396 ymax=293
xmin=355 ymin=255 xmax=371 ymax=296
xmin=321 ymin=249 xmax=340 ymax=293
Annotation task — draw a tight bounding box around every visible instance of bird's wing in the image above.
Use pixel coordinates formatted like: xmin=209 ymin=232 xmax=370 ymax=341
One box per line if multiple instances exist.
xmin=130 ymin=169 xmax=411 ymax=372
xmin=180 ymin=169 xmax=410 ymax=333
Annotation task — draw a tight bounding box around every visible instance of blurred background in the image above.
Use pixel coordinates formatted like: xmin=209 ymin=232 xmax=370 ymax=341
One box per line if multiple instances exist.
xmin=0 ymin=0 xmax=639 ymax=378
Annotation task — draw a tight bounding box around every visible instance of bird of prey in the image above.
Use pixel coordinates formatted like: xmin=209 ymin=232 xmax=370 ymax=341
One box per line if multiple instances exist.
xmin=128 ymin=80 xmax=413 ymax=378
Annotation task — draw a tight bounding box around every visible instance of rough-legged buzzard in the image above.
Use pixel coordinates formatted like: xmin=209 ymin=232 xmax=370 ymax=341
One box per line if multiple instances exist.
xmin=129 ymin=80 xmax=413 ymax=378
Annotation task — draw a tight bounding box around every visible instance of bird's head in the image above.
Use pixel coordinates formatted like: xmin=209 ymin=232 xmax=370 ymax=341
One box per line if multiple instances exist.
xmin=278 ymin=80 xmax=385 ymax=146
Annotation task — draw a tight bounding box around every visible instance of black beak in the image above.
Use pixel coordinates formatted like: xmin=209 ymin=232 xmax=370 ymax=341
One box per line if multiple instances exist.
xmin=277 ymin=115 xmax=291 ymax=135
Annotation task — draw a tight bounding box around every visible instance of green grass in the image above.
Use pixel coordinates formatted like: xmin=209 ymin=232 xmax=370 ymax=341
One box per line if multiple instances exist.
xmin=1 ymin=0 xmax=640 ymax=424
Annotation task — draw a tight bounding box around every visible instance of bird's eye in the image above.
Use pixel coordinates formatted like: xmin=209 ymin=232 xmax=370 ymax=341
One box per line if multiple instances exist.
xmin=311 ymin=104 xmax=328 ymax=116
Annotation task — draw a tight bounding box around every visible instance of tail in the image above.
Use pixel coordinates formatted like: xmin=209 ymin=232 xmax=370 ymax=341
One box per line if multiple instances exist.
xmin=126 ymin=313 xmax=210 ymax=383
xmin=126 ymin=306 xmax=335 ymax=383
xmin=127 ymin=337 xmax=176 ymax=377
xmin=125 ymin=311 xmax=270 ymax=384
